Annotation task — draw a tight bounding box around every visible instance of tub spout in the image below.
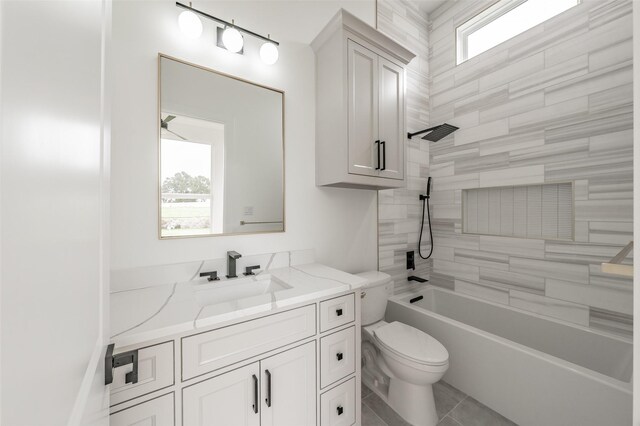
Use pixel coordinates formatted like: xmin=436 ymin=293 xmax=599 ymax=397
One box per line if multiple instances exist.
xmin=408 ymin=276 xmax=428 ymax=283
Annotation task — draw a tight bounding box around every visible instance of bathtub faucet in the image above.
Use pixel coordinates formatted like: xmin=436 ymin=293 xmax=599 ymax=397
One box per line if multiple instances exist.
xmin=408 ymin=276 xmax=428 ymax=283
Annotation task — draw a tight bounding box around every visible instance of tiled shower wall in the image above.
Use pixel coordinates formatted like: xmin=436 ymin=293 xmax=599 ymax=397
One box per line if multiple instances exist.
xmin=428 ymin=0 xmax=633 ymax=335
xmin=377 ymin=0 xmax=432 ymax=293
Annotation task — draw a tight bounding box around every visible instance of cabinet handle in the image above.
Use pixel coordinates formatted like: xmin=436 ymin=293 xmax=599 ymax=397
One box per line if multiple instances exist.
xmin=336 ymin=352 xmax=344 ymax=361
xmin=374 ymin=140 xmax=380 ymax=170
xmin=336 ymin=308 xmax=343 ymax=317
xmin=252 ymin=374 xmax=259 ymax=413
xmin=337 ymin=406 xmax=344 ymax=416
xmin=104 ymin=343 xmax=139 ymax=386
xmin=265 ymin=369 xmax=272 ymax=407
xmin=381 ymin=141 xmax=386 ymax=171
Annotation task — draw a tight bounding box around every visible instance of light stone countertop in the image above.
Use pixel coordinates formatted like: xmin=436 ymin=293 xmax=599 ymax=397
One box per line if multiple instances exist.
xmin=110 ymin=263 xmax=366 ymax=348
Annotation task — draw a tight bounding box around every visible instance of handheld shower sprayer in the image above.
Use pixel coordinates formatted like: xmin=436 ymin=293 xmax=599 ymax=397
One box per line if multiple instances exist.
xmin=418 ymin=177 xmax=434 ymax=259
xmin=421 ymin=177 xmax=432 ymax=200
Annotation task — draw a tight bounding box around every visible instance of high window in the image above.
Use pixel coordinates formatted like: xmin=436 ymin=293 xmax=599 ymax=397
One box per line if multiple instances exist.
xmin=456 ymin=0 xmax=581 ymax=64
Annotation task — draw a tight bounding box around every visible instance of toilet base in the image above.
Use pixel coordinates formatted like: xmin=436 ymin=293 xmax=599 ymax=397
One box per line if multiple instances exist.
xmin=388 ymin=379 xmax=438 ymax=426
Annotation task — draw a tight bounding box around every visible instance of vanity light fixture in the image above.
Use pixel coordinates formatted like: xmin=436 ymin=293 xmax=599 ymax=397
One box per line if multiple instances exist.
xmin=176 ymin=2 xmax=279 ymax=64
xmin=260 ymin=37 xmax=279 ymax=65
xmin=221 ymin=23 xmax=244 ymax=53
xmin=177 ymin=3 xmax=203 ymax=39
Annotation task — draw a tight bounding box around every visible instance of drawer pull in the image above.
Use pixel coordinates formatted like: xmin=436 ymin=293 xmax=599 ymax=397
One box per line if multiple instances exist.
xmin=336 ymin=308 xmax=343 ymax=317
xmin=337 ymin=406 xmax=344 ymax=416
xmin=252 ymin=374 xmax=258 ymax=414
xmin=336 ymin=352 xmax=343 ymax=361
xmin=265 ymin=369 xmax=272 ymax=407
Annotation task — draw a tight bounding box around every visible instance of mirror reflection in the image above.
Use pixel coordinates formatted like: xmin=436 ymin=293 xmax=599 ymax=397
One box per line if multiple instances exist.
xmin=159 ymin=55 xmax=284 ymax=238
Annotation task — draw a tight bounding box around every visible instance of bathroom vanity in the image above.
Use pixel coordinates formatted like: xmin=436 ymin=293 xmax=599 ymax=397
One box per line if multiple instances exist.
xmin=108 ymin=262 xmax=364 ymax=426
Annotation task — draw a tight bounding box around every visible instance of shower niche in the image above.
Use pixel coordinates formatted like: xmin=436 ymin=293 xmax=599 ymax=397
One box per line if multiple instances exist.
xmin=462 ymin=182 xmax=574 ymax=240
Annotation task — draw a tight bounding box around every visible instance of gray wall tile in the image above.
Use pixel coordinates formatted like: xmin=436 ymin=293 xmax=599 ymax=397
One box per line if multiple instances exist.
xmin=427 ymin=0 xmax=632 ymax=336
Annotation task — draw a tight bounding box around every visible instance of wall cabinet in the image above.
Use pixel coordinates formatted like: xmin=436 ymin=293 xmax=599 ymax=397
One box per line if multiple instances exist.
xmin=313 ymin=9 xmax=415 ymax=190
xmin=110 ymin=291 xmax=360 ymax=426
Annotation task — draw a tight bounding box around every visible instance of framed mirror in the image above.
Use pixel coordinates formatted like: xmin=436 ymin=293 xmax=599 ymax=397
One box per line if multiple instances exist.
xmin=158 ymin=55 xmax=284 ymax=238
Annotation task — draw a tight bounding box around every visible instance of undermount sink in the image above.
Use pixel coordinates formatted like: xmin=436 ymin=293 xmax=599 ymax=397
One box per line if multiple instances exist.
xmin=193 ymin=275 xmax=291 ymax=307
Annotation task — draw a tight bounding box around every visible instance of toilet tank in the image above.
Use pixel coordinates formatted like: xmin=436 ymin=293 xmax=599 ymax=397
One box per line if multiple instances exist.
xmin=356 ymin=271 xmax=393 ymax=325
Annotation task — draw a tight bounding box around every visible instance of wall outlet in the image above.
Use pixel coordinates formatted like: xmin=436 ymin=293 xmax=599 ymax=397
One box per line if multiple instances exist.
xmin=406 ymin=251 xmax=415 ymax=270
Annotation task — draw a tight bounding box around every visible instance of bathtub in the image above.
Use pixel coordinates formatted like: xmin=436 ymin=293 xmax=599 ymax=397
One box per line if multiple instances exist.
xmin=386 ymin=286 xmax=632 ymax=426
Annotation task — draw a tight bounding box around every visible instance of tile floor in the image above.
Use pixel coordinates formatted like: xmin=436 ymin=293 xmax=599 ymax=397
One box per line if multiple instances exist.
xmin=361 ymin=381 xmax=517 ymax=426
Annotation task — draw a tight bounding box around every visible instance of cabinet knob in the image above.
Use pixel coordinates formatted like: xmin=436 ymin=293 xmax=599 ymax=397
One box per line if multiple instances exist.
xmin=336 ymin=308 xmax=343 ymax=317
xmin=337 ymin=406 xmax=344 ymax=416
xmin=336 ymin=352 xmax=343 ymax=361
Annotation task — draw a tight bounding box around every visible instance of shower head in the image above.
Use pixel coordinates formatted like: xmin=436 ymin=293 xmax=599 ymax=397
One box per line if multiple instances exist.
xmin=407 ymin=123 xmax=459 ymax=142
xmin=422 ymin=123 xmax=459 ymax=141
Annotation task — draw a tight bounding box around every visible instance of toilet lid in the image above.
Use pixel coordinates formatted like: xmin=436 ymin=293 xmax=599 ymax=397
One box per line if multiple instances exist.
xmin=373 ymin=321 xmax=449 ymax=366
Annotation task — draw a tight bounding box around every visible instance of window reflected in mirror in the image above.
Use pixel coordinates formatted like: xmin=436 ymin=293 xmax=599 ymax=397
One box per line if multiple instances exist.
xmin=160 ymin=114 xmax=225 ymax=236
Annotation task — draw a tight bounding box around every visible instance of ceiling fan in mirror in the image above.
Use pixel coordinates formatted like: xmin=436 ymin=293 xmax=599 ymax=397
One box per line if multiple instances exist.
xmin=161 ymin=115 xmax=187 ymax=140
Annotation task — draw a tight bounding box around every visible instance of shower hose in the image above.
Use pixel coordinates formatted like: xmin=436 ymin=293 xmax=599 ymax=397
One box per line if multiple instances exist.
xmin=418 ymin=194 xmax=434 ymax=260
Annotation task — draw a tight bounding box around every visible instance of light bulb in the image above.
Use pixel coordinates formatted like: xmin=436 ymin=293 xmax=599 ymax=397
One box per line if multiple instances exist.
xmin=178 ymin=10 xmax=203 ymax=39
xmin=222 ymin=27 xmax=243 ymax=53
xmin=260 ymin=42 xmax=279 ymax=65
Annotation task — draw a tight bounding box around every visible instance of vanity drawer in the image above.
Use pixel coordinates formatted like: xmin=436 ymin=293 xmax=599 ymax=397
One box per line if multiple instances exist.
xmin=110 ymin=341 xmax=174 ymax=406
xmin=320 ymin=326 xmax=355 ymax=388
xmin=320 ymin=378 xmax=356 ymax=426
xmin=319 ymin=293 xmax=355 ymax=332
xmin=182 ymin=304 xmax=316 ymax=380
xmin=110 ymin=393 xmax=174 ymax=426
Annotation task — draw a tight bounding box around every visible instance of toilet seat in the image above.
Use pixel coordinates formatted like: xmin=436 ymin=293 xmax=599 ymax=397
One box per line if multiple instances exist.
xmin=373 ymin=321 xmax=449 ymax=366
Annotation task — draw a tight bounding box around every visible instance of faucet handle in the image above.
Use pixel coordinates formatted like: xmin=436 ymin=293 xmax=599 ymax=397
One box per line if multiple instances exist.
xmin=243 ymin=265 xmax=261 ymax=276
xmin=199 ymin=271 xmax=219 ymax=281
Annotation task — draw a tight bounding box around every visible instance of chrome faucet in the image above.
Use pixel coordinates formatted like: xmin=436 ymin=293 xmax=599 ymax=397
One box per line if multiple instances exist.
xmin=226 ymin=251 xmax=242 ymax=278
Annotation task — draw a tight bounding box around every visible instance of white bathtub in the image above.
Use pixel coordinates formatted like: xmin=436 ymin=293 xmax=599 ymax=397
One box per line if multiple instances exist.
xmin=386 ymin=286 xmax=632 ymax=426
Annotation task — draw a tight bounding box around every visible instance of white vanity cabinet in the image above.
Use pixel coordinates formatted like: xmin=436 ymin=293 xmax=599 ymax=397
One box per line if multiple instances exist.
xmin=183 ymin=363 xmax=261 ymax=426
xmin=183 ymin=342 xmax=316 ymax=426
xmin=312 ymin=9 xmax=415 ymax=190
xmin=109 ymin=290 xmax=361 ymax=426
xmin=260 ymin=342 xmax=317 ymax=426
xmin=110 ymin=393 xmax=174 ymax=426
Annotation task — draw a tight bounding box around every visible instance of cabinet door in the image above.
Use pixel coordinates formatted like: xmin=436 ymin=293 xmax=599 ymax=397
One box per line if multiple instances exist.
xmin=261 ymin=342 xmax=316 ymax=426
xmin=182 ymin=363 xmax=261 ymax=426
xmin=347 ymin=39 xmax=379 ymax=177
xmin=110 ymin=393 xmax=174 ymax=426
xmin=378 ymin=56 xmax=405 ymax=180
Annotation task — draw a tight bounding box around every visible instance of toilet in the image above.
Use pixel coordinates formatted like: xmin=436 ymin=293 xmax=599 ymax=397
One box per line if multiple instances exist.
xmin=357 ymin=271 xmax=449 ymax=426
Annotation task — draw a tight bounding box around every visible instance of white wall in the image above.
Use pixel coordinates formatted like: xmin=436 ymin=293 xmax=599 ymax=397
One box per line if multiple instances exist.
xmin=1 ymin=0 xmax=110 ymax=424
xmin=111 ymin=0 xmax=378 ymax=273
